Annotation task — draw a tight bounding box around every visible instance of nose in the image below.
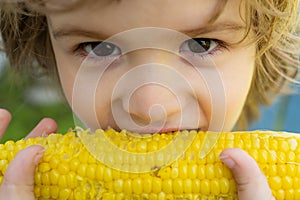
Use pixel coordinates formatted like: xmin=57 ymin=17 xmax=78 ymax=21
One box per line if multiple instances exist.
xmin=127 ymin=84 xmax=181 ymax=124
xmin=117 ymin=49 xmax=190 ymax=130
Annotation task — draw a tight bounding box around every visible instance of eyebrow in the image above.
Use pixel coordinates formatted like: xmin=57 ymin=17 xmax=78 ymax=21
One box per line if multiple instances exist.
xmin=181 ymin=22 xmax=246 ymax=37
xmin=52 ymin=22 xmax=245 ymax=40
xmin=52 ymin=26 xmax=109 ymax=40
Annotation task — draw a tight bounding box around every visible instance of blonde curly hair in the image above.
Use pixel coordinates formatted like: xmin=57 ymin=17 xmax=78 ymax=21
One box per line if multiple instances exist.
xmin=0 ymin=0 xmax=299 ymax=129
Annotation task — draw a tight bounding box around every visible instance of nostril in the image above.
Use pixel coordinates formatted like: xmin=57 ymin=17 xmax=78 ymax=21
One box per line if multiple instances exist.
xmin=129 ymin=103 xmax=167 ymax=125
xmin=130 ymin=113 xmax=150 ymax=126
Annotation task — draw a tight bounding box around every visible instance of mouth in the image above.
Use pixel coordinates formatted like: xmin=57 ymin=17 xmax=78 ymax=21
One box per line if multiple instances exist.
xmin=157 ymin=127 xmax=207 ymax=134
xmin=117 ymin=126 xmax=208 ymax=135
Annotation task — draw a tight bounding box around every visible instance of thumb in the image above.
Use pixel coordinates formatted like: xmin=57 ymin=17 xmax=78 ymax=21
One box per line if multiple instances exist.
xmin=220 ymin=148 xmax=274 ymax=200
xmin=0 ymin=145 xmax=44 ymax=200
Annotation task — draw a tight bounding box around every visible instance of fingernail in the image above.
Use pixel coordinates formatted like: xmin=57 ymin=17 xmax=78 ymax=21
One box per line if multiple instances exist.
xmin=220 ymin=155 xmax=236 ymax=169
xmin=34 ymin=149 xmax=45 ymax=165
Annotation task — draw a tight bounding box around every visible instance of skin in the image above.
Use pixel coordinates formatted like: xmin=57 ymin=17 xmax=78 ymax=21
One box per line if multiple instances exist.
xmin=0 ymin=0 xmax=274 ymax=199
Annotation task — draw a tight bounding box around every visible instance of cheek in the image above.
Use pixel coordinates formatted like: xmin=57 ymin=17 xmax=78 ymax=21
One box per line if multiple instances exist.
xmin=54 ymin=52 xmax=77 ymax=104
xmin=217 ymin=48 xmax=256 ymax=130
xmin=52 ymin=45 xmax=96 ymax=127
xmin=94 ymin=70 xmax=121 ymax=128
xmin=184 ymin=46 xmax=255 ymax=131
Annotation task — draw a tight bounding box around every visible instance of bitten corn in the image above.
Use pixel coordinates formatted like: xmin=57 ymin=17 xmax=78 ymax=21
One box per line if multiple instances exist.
xmin=0 ymin=129 xmax=300 ymax=199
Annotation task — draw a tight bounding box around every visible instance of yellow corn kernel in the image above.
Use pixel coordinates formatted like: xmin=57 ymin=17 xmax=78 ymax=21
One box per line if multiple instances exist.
xmin=34 ymin=187 xmax=40 ymax=197
xmin=210 ymin=179 xmax=220 ymax=195
xmin=0 ymin=150 xmax=8 ymax=160
xmin=229 ymin=179 xmax=237 ymax=193
xmin=183 ymin=179 xmax=192 ymax=194
xmin=67 ymin=172 xmax=77 ymax=189
xmin=136 ymin=140 xmax=147 ymax=153
xmin=277 ymin=163 xmax=287 ymax=176
xmin=76 ymin=163 xmax=87 ymax=177
xmin=269 ymin=164 xmax=277 ymax=176
xmin=197 ymin=164 xmax=205 ymax=179
xmin=123 ymin=179 xmax=132 ymax=195
xmin=162 ymin=179 xmax=173 ymax=194
xmin=41 ymin=172 xmax=50 ymax=185
xmin=173 ymin=179 xmax=183 ymax=194
xmin=220 ymin=177 xmax=230 ymax=194
xmin=34 ymin=172 xmax=42 ymax=185
xmin=170 ymin=166 xmax=179 ymax=179
xmin=192 ymin=179 xmax=201 ymax=194
xmin=152 ymin=177 xmax=162 ymax=193
xmin=178 ymin=161 xmax=188 ymax=179
xmin=57 ymin=162 xmax=69 ymax=175
xmin=50 ymin=186 xmax=59 ymax=199
xmin=143 ymin=176 xmax=152 ymax=193
xmin=147 ymin=140 xmax=158 ymax=152
xmin=49 ymin=169 xmax=59 ymax=185
xmin=285 ymin=189 xmax=294 ymax=199
xmin=103 ymin=167 xmax=113 ymax=182
xmin=132 ymin=178 xmax=143 ymax=194
xmin=58 ymin=174 xmax=67 ymax=188
xmin=59 ymin=188 xmax=71 ymax=199
xmin=187 ymin=163 xmax=197 ymax=179
xmin=113 ymin=179 xmax=123 ymax=193
xmin=69 ymin=158 xmax=80 ymax=172
xmin=276 ymin=189 xmax=285 ymax=200
xmin=294 ymin=189 xmax=300 ymax=199
xmin=200 ymin=179 xmax=210 ymax=195
xmin=95 ymin=164 xmax=104 ymax=181
xmin=282 ymin=176 xmax=293 ymax=190
xmin=40 ymin=186 xmax=51 ymax=198
xmin=205 ymin=163 xmax=215 ymax=179
xmin=39 ymin=162 xmax=51 ymax=173
xmin=86 ymin=164 xmax=96 ymax=180
xmin=269 ymin=176 xmax=282 ymax=190
xmin=49 ymin=155 xmax=60 ymax=169
xmin=294 ymin=177 xmax=300 ymax=187
xmin=0 ymin=160 xmax=8 ymax=172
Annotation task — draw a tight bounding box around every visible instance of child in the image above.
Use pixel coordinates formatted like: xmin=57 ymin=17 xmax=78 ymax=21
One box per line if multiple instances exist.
xmin=0 ymin=0 xmax=299 ymax=199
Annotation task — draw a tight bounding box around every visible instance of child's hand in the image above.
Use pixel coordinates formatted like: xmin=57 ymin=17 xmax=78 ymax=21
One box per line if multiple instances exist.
xmin=0 ymin=109 xmax=57 ymax=200
xmin=220 ymin=148 xmax=275 ymax=200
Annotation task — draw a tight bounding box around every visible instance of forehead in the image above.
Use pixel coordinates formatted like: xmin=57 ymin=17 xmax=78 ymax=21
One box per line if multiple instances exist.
xmin=47 ymin=0 xmax=245 ymax=36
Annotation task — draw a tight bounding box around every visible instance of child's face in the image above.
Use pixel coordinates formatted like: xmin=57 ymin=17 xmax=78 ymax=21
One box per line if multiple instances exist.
xmin=47 ymin=0 xmax=255 ymax=132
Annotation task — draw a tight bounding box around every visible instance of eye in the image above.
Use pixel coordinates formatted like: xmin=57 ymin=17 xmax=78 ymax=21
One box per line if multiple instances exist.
xmin=81 ymin=41 xmax=121 ymax=57
xmin=180 ymin=38 xmax=218 ymax=54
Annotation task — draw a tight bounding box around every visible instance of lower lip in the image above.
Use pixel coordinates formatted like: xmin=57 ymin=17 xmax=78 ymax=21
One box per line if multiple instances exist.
xmin=158 ymin=127 xmax=201 ymax=133
xmin=124 ymin=127 xmax=205 ymax=135
xmin=158 ymin=128 xmax=181 ymax=133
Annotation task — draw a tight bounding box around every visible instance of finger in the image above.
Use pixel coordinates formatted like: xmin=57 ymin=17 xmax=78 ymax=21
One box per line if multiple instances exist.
xmin=25 ymin=118 xmax=58 ymax=139
xmin=0 ymin=109 xmax=12 ymax=140
xmin=0 ymin=145 xmax=44 ymax=200
xmin=220 ymin=148 xmax=274 ymax=200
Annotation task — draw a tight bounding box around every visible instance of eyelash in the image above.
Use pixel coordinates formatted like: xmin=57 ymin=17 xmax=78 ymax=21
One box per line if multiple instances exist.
xmin=73 ymin=38 xmax=229 ymax=62
xmin=73 ymin=42 xmax=120 ymax=62
xmin=180 ymin=38 xmax=229 ymax=60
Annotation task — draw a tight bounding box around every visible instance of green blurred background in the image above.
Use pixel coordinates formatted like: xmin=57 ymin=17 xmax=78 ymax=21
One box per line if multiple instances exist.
xmin=0 ymin=63 xmax=74 ymax=142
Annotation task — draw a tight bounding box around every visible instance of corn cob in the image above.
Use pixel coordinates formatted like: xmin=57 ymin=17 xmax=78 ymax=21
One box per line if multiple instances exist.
xmin=1 ymin=128 xmax=300 ymax=200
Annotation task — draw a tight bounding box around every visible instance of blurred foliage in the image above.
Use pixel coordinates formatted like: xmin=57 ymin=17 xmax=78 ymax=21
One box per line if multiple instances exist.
xmin=0 ymin=66 xmax=74 ymax=143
